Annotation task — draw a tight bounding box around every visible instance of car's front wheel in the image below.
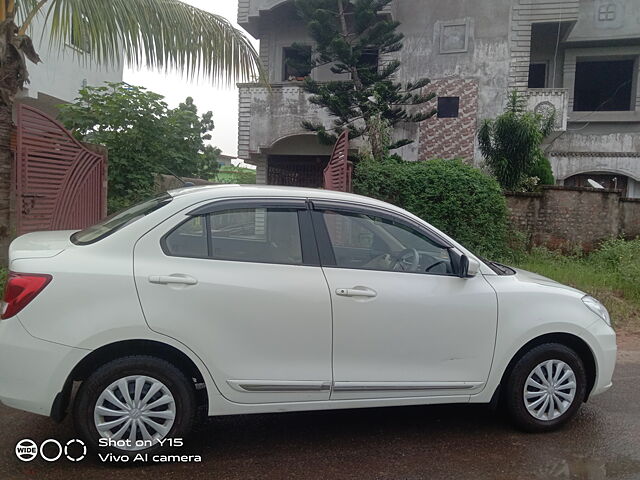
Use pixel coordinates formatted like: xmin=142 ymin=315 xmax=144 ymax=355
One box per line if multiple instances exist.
xmin=73 ymin=355 xmax=197 ymax=455
xmin=505 ymin=343 xmax=587 ymax=432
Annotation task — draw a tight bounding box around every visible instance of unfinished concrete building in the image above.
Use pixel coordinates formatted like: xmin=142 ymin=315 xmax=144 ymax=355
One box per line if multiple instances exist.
xmin=237 ymin=0 xmax=640 ymax=197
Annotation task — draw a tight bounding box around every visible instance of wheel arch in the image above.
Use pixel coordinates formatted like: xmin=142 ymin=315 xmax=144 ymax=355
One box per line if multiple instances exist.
xmin=51 ymin=339 xmax=209 ymax=422
xmin=492 ymin=332 xmax=597 ymax=406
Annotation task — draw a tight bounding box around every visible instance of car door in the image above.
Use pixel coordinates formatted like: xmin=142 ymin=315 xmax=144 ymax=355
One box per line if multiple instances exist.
xmin=134 ymin=198 xmax=333 ymax=404
xmin=311 ymin=202 xmax=498 ymax=400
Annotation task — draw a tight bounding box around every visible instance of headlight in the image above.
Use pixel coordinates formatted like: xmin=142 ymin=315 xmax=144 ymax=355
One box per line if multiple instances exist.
xmin=582 ymin=295 xmax=611 ymax=326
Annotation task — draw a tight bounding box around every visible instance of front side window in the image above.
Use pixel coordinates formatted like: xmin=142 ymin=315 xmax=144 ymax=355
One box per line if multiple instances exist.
xmin=164 ymin=208 xmax=303 ymax=266
xmin=320 ymin=210 xmax=453 ymax=275
xmin=72 ymin=193 xmax=172 ymax=245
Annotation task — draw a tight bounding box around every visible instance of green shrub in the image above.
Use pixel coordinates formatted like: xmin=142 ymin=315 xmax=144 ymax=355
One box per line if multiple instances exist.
xmin=590 ymin=238 xmax=640 ymax=290
xmin=353 ymin=157 xmax=508 ymax=257
xmin=0 ymin=267 xmax=7 ymax=294
xmin=529 ymin=152 xmax=555 ymax=186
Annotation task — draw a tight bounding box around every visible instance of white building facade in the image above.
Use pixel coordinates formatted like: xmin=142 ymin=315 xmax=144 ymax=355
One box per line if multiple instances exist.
xmin=16 ymin=15 xmax=124 ymax=116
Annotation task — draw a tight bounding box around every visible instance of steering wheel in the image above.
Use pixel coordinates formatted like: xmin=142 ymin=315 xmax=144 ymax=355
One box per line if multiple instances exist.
xmin=425 ymin=260 xmax=448 ymax=273
xmin=392 ymin=248 xmax=420 ymax=272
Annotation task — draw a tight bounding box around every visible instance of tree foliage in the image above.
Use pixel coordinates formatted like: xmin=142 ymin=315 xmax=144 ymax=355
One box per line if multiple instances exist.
xmin=293 ymin=0 xmax=435 ymax=161
xmin=353 ymin=157 xmax=508 ymax=257
xmin=0 ymin=0 xmax=261 ymax=247
xmin=59 ymin=82 xmax=221 ymax=212
xmin=478 ymin=91 xmax=555 ymax=190
xmin=1 ymin=0 xmax=261 ymax=93
xmin=216 ymin=166 xmax=257 ymax=185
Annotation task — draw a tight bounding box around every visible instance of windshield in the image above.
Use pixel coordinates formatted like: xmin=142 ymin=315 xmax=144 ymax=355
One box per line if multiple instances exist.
xmin=71 ymin=193 xmax=173 ymax=245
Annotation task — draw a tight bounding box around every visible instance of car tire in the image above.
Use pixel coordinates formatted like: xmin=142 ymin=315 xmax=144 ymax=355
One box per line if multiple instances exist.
xmin=73 ymin=355 xmax=197 ymax=456
xmin=505 ymin=343 xmax=587 ymax=432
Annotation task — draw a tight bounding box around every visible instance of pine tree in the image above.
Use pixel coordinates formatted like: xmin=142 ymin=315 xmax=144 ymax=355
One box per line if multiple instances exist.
xmin=291 ymin=0 xmax=435 ymax=161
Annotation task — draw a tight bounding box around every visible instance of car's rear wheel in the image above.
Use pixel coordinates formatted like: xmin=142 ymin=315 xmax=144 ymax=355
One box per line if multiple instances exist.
xmin=73 ymin=356 xmax=197 ymax=455
xmin=505 ymin=343 xmax=587 ymax=432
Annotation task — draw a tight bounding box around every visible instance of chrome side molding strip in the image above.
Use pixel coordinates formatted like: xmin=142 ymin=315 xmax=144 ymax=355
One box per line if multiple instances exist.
xmin=227 ymin=380 xmax=332 ymax=393
xmin=227 ymin=380 xmax=482 ymax=394
xmin=332 ymin=381 xmax=483 ymax=392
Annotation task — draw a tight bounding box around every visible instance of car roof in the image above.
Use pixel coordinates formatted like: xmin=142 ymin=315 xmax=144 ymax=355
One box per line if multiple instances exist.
xmin=167 ymin=184 xmax=397 ymax=211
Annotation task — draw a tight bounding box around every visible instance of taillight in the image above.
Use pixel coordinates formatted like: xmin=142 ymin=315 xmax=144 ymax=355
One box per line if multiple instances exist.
xmin=1 ymin=273 xmax=52 ymax=320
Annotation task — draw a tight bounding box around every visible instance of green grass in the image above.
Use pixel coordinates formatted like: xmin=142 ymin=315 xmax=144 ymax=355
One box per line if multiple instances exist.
xmin=503 ymin=239 xmax=640 ymax=330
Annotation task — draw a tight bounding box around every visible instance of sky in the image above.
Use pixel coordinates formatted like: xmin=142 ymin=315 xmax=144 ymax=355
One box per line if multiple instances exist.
xmin=124 ymin=0 xmax=256 ymax=160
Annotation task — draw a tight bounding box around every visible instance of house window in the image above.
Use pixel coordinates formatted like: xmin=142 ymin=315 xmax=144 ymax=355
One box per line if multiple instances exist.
xmin=574 ymin=59 xmax=635 ymax=111
xmin=440 ymin=20 xmax=470 ymax=54
xmin=528 ymin=63 xmax=547 ymax=88
xmin=283 ymin=46 xmax=312 ymax=81
xmin=70 ymin=15 xmax=91 ymax=53
xmin=437 ymin=97 xmax=460 ymax=118
xmin=359 ymin=48 xmax=379 ymax=75
xmin=598 ymin=3 xmax=618 ymax=22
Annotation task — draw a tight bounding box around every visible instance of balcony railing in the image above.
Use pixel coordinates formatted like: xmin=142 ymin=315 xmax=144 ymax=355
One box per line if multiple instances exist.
xmin=525 ymin=88 xmax=569 ymax=131
xmin=238 ymin=83 xmax=334 ymax=159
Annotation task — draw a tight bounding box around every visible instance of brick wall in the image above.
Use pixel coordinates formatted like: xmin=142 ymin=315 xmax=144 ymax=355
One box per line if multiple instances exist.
xmin=154 ymin=174 xmax=214 ymax=193
xmin=418 ymin=78 xmax=478 ymax=162
xmin=506 ymin=186 xmax=640 ymax=251
xmin=621 ymin=198 xmax=640 ymax=239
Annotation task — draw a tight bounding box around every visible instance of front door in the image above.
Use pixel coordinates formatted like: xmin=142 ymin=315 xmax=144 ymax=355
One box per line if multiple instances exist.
xmin=311 ymin=205 xmax=498 ymax=400
xmin=134 ymin=199 xmax=333 ymax=404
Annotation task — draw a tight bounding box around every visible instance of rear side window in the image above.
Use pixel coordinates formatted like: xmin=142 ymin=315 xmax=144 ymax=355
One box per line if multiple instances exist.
xmin=163 ymin=216 xmax=207 ymax=258
xmin=71 ymin=193 xmax=172 ymax=245
xmin=163 ymin=208 xmax=304 ymax=266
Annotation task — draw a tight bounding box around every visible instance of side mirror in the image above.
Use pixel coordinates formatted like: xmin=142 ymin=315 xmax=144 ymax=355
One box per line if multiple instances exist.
xmin=467 ymin=256 xmax=481 ymax=277
xmin=458 ymin=255 xmax=469 ymax=278
xmin=457 ymin=254 xmax=480 ymax=278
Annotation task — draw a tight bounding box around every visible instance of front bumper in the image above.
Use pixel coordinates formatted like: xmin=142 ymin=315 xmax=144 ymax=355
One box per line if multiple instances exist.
xmin=588 ymin=319 xmax=617 ymax=397
xmin=0 ymin=317 xmax=88 ymax=416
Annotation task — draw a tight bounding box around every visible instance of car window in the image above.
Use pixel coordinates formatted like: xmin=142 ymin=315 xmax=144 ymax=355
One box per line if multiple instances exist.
xmin=163 ymin=216 xmax=207 ymax=258
xmin=164 ymin=208 xmax=304 ymax=266
xmin=72 ymin=193 xmax=172 ymax=245
xmin=210 ymin=208 xmax=303 ymax=265
xmin=321 ymin=210 xmax=453 ymax=275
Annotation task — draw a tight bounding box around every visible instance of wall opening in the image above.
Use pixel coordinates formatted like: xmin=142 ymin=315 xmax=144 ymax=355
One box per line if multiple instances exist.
xmin=359 ymin=48 xmax=380 ymax=75
xmin=283 ymin=46 xmax=312 ymax=81
xmin=528 ymin=63 xmax=547 ymax=88
xmin=437 ymin=97 xmax=460 ymax=118
xmin=564 ymin=172 xmax=629 ymax=197
xmin=573 ymin=59 xmax=635 ymax=111
xmin=267 ymin=155 xmax=330 ymax=188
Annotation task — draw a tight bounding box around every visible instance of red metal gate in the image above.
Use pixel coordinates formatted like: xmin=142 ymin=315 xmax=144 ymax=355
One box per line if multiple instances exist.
xmin=14 ymin=104 xmax=107 ymax=235
xmin=323 ymin=130 xmax=352 ymax=192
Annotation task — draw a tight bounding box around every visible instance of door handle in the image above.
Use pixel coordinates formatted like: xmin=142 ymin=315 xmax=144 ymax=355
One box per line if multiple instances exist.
xmin=148 ymin=274 xmax=198 ymax=286
xmin=336 ymin=287 xmax=377 ymax=298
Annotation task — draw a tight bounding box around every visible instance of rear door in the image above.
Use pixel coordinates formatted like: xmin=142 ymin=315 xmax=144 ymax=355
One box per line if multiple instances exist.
xmin=134 ymin=198 xmax=333 ymax=404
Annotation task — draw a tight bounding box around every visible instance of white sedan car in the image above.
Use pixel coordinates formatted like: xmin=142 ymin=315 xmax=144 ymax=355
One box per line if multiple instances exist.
xmin=0 ymin=185 xmax=616 ymax=454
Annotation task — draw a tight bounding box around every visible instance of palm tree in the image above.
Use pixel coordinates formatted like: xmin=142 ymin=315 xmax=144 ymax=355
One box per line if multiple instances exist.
xmin=0 ymin=0 xmax=261 ymax=245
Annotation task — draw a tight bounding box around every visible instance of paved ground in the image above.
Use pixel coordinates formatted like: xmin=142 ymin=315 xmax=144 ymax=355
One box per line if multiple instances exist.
xmin=1 ymin=333 xmax=639 ymax=480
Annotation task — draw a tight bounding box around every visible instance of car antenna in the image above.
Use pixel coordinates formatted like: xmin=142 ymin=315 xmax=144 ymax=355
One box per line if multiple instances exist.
xmin=160 ymin=166 xmax=195 ymax=187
